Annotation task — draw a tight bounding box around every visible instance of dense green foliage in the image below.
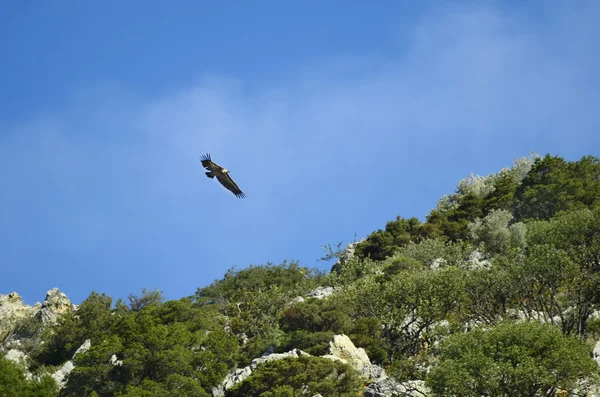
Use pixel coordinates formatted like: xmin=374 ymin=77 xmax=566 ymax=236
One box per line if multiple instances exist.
xmin=0 ymin=356 xmax=58 ymax=397
xmin=224 ymin=356 xmax=364 ymax=397
xmin=427 ymin=322 xmax=597 ymax=396
xmin=29 ymin=290 xmax=239 ymax=396
xmin=3 ymin=153 xmax=600 ymax=396
xmin=352 ymin=154 xmax=600 ymax=261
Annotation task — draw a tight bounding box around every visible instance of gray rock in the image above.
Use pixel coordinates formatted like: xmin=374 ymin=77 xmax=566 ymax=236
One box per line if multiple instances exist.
xmin=1 ymin=288 xmax=74 ymax=345
xmin=5 ymin=348 xmax=29 ymax=368
xmin=51 ymin=339 xmax=91 ymax=389
xmin=0 ymin=292 xmax=37 ymax=342
xmin=109 ymin=354 xmax=123 ymax=366
xmin=306 ymin=286 xmax=336 ymax=300
xmin=288 ymin=296 xmax=305 ymax=305
xmin=364 ymin=378 xmax=429 ymax=397
xmin=323 ymin=334 xmax=386 ymax=382
xmin=37 ymin=288 xmax=74 ymax=325
xmin=331 ymin=239 xmax=366 ymax=271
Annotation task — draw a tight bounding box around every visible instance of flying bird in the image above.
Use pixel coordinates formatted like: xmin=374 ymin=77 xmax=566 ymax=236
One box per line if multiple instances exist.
xmin=199 ymin=153 xmax=246 ymax=199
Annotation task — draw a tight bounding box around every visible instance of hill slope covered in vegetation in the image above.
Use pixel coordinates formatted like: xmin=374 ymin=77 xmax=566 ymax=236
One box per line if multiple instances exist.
xmin=2 ymin=153 xmax=600 ymax=396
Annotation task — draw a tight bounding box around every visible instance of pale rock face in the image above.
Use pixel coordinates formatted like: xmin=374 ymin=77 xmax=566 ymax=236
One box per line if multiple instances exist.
xmin=289 ymin=296 xmax=305 ymax=305
xmin=109 ymin=354 xmax=124 ymax=366
xmin=0 ymin=292 xmax=36 ymax=341
xmin=37 ymin=288 xmax=74 ymax=324
xmin=322 ymin=334 xmax=386 ymax=381
xmin=333 ymin=239 xmax=365 ymax=268
xmin=465 ymin=249 xmax=490 ymax=270
xmin=364 ymin=378 xmax=430 ymax=397
xmin=51 ymin=339 xmax=91 ymax=389
xmin=430 ymin=258 xmax=446 ymax=270
xmin=306 ymin=286 xmax=336 ymax=300
xmin=5 ymin=348 xmax=29 ymax=367
xmin=323 ymin=334 xmax=371 ymax=368
xmin=287 ymin=286 xmax=335 ymax=307
xmin=593 ymin=340 xmax=600 ymax=367
xmin=1 ymin=288 xmax=74 ymax=344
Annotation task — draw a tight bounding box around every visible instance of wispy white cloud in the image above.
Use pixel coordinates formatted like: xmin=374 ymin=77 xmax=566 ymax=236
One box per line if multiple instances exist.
xmin=1 ymin=1 xmax=598 ymax=303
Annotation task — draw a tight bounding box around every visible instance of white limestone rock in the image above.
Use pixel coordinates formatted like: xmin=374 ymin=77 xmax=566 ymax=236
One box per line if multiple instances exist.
xmin=37 ymin=288 xmax=74 ymax=325
xmin=323 ymin=334 xmax=386 ymax=382
xmin=0 ymin=292 xmax=37 ymax=341
xmin=51 ymin=339 xmax=91 ymax=389
xmin=5 ymin=348 xmax=29 ymax=368
xmin=364 ymin=378 xmax=429 ymax=397
xmin=306 ymin=286 xmax=336 ymax=300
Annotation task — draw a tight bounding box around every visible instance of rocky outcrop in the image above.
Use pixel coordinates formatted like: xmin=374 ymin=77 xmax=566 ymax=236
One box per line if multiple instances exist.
xmin=4 ymin=348 xmax=29 ymax=368
xmin=322 ymin=334 xmax=386 ymax=381
xmin=51 ymin=339 xmax=91 ymax=388
xmin=288 ymin=286 xmax=338 ymax=306
xmin=0 ymin=288 xmax=75 ymax=344
xmin=37 ymin=288 xmax=74 ymax=324
xmin=306 ymin=286 xmax=336 ymax=300
xmin=0 ymin=292 xmax=37 ymax=342
xmin=331 ymin=239 xmax=366 ymax=272
xmin=1 ymin=288 xmax=79 ymax=388
xmin=364 ymin=378 xmax=429 ymax=397
xmin=212 ymin=334 xmax=388 ymax=397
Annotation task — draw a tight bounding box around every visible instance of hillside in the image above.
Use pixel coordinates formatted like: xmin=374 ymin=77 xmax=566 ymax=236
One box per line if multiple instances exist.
xmin=2 ymin=153 xmax=600 ymax=397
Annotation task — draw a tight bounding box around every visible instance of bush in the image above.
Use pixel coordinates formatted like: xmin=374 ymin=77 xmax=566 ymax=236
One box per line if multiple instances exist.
xmin=0 ymin=356 xmax=58 ymax=397
xmin=426 ymin=321 xmax=598 ymax=396
xmin=224 ymin=355 xmax=364 ymax=397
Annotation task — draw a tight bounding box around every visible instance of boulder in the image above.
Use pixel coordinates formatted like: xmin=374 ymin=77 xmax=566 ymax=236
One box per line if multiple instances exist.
xmin=0 ymin=292 xmax=36 ymax=342
xmin=306 ymin=286 xmax=336 ymax=300
xmin=37 ymin=288 xmax=74 ymax=324
xmin=322 ymin=334 xmax=386 ymax=381
xmin=364 ymin=378 xmax=429 ymax=397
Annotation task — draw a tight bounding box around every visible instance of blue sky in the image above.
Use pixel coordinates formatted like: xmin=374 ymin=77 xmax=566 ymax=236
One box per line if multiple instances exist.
xmin=1 ymin=1 xmax=598 ymax=306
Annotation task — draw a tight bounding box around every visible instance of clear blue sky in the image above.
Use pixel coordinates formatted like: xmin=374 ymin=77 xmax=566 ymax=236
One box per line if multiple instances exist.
xmin=1 ymin=1 xmax=598 ymax=306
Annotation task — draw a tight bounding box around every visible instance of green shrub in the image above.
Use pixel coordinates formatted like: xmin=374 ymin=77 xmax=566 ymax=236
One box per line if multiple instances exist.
xmin=426 ymin=321 xmax=598 ymax=396
xmin=225 ymin=355 xmax=363 ymax=397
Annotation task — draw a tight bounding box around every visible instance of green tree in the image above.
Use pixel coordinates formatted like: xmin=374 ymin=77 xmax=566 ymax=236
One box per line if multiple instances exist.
xmin=0 ymin=356 xmax=58 ymax=397
xmin=34 ymin=292 xmax=238 ymax=396
xmin=426 ymin=321 xmax=598 ymax=396
xmin=462 ymin=257 xmax=518 ymax=325
xmin=482 ymin=168 xmax=519 ymax=212
xmin=224 ymin=356 xmax=363 ymax=397
xmin=467 ymin=209 xmax=526 ymax=257
xmin=127 ymin=288 xmax=164 ymax=312
xmin=342 ymin=267 xmax=466 ymax=362
xmin=517 ymin=207 xmax=600 ymax=336
xmin=354 ymin=216 xmax=427 ymax=261
xmin=32 ymin=291 xmax=114 ymax=367
xmin=196 ymin=261 xmax=323 ymax=365
xmin=0 ymin=356 xmax=28 ymax=397
xmin=515 ymin=154 xmax=600 ymax=220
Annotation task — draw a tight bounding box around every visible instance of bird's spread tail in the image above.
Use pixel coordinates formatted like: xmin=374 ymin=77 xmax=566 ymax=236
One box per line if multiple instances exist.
xmin=205 ymin=171 xmax=215 ymax=179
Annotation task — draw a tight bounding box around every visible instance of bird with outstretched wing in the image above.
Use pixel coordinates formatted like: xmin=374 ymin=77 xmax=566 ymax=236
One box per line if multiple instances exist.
xmin=199 ymin=153 xmax=246 ymax=199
